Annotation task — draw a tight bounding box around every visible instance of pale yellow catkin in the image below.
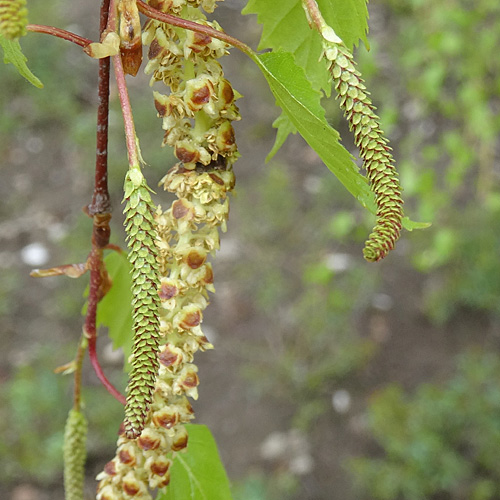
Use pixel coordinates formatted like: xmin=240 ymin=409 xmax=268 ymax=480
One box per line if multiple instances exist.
xmin=0 ymin=0 xmax=28 ymax=39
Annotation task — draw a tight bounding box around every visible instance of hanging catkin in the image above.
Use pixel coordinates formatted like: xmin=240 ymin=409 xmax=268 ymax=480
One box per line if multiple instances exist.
xmin=122 ymin=164 xmax=162 ymax=439
xmin=63 ymin=409 xmax=87 ymax=500
xmin=305 ymin=2 xmax=404 ymax=261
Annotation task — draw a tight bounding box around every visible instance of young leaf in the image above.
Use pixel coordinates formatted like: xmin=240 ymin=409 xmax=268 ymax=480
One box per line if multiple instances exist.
xmin=156 ymin=424 xmax=233 ymax=500
xmin=0 ymin=34 xmax=43 ymax=88
xmin=96 ymin=251 xmax=133 ymax=365
xmin=243 ymin=0 xmax=369 ymax=153
xmin=402 ymin=218 xmax=432 ymax=231
xmin=251 ymin=50 xmax=376 ymax=213
xmin=266 ymin=113 xmax=297 ymax=162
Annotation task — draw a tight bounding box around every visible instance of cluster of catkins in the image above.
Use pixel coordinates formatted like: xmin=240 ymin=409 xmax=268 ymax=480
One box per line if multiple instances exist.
xmin=96 ymin=0 xmax=240 ymax=498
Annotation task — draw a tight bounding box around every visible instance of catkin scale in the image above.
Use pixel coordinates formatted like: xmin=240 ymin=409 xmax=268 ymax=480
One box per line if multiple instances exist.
xmin=118 ymin=0 xmax=143 ymax=76
xmin=0 ymin=0 xmax=28 ymax=39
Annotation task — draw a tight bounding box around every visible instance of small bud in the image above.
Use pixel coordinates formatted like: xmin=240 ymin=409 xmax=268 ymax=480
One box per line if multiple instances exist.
xmin=215 ymin=121 xmax=237 ymax=154
xmin=118 ymin=443 xmax=137 ymax=466
xmin=158 ymin=344 xmax=184 ymax=368
xmin=171 ymin=426 xmax=189 ymax=451
xmin=122 ymin=471 xmax=146 ymax=497
xmin=185 ymin=75 xmax=215 ymax=112
xmin=118 ymin=0 xmax=143 ymax=76
xmin=138 ymin=428 xmax=162 ymax=451
xmin=146 ymin=455 xmax=172 ymax=479
xmin=153 ymin=407 xmax=180 ymax=429
xmin=85 ymin=32 xmax=120 ymax=59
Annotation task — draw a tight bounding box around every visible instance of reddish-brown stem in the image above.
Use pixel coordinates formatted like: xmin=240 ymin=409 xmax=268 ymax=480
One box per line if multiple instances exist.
xmin=26 ymin=24 xmax=92 ymax=48
xmin=85 ymin=235 xmax=126 ymax=406
xmin=85 ymin=214 xmax=126 ymax=406
xmin=106 ymin=0 xmax=119 ymax=34
xmin=105 ymin=243 xmax=124 ymax=253
xmin=136 ymin=0 xmax=253 ymax=56
xmin=100 ymin=0 xmax=112 ymax=36
xmin=301 ymin=0 xmax=324 ymax=33
xmin=83 ymin=0 xmax=125 ymax=406
xmin=88 ymin=0 xmax=112 ymax=216
xmin=113 ymin=52 xmax=140 ymax=166
xmin=87 ymin=325 xmax=126 ymax=406
xmin=73 ymin=336 xmax=87 ymax=411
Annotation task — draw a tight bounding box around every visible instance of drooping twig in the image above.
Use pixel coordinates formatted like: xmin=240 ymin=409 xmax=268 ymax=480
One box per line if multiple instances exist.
xmin=136 ymin=0 xmax=252 ymax=55
xmin=26 ymin=24 xmax=91 ymax=47
xmin=88 ymin=0 xmax=112 ymax=216
xmin=84 ymin=0 xmax=125 ymax=405
xmin=112 ymin=52 xmax=140 ymax=166
xmin=72 ymin=336 xmax=87 ymax=411
xmin=85 ymin=216 xmax=126 ymax=406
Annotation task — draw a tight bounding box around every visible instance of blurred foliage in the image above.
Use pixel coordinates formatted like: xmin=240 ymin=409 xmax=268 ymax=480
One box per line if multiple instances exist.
xmin=232 ymin=471 xmax=299 ymax=500
xmin=350 ymin=350 xmax=500 ymax=500
xmin=0 ymin=351 xmax=67 ymax=483
xmin=354 ymin=0 xmax=500 ymax=322
xmin=0 ymin=348 xmax=125 ymax=485
xmin=233 ymin=162 xmax=376 ymax=430
xmin=3 ymin=0 xmax=500 ymax=498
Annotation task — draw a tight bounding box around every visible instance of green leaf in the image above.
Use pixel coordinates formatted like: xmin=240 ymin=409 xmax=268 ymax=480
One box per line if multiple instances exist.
xmin=97 ymin=251 xmax=133 ymax=366
xmin=251 ymin=50 xmax=375 ymax=212
xmin=266 ymin=113 xmax=297 ymax=161
xmin=242 ymin=0 xmax=369 ymax=90
xmin=0 ymin=34 xmax=43 ymax=88
xmin=242 ymin=0 xmax=369 ymax=159
xmin=157 ymin=424 xmax=232 ymax=500
xmin=402 ymin=217 xmax=431 ymax=231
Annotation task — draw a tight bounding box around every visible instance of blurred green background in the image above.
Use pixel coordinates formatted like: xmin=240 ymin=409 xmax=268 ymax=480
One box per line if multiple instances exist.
xmin=1 ymin=0 xmax=500 ymax=499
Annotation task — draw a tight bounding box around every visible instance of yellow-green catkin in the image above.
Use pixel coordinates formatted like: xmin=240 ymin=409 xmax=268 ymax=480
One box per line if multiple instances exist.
xmin=143 ymin=0 xmax=240 ymax=170
xmin=0 ymin=0 xmax=28 ymax=39
xmin=123 ymin=165 xmax=162 ymax=439
xmin=331 ymin=42 xmax=403 ymax=261
xmin=96 ymin=1 xmax=239 ymax=498
xmin=311 ymin=11 xmax=404 ymax=262
xmin=64 ymin=409 xmax=88 ymax=500
xmin=96 ymin=164 xmax=234 ymax=500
